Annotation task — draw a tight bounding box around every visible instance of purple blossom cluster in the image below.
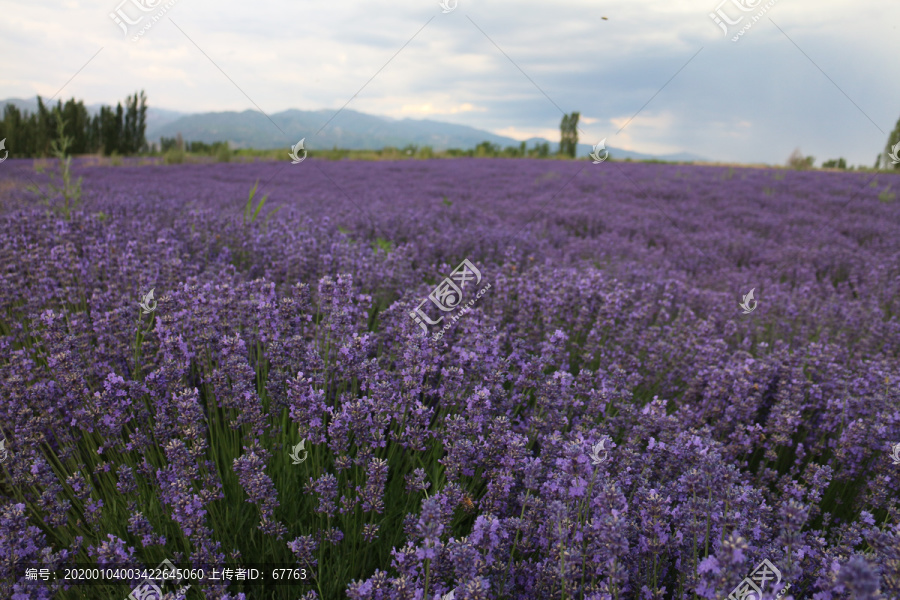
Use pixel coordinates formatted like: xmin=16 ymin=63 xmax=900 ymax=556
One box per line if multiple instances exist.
xmin=0 ymin=158 xmax=899 ymax=599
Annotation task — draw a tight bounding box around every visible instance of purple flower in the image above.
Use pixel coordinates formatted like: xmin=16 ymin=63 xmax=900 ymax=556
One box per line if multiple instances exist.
xmin=87 ymin=533 xmax=134 ymax=565
xmin=288 ymin=535 xmax=318 ymax=567
xmin=233 ymin=445 xmax=287 ymax=539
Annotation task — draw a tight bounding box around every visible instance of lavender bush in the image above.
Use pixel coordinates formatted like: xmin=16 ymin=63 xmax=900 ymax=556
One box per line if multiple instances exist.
xmin=0 ymin=158 xmax=898 ymax=599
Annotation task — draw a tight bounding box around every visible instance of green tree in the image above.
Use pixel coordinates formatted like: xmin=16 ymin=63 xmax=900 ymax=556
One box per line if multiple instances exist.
xmin=559 ymin=111 xmax=580 ymax=158
xmin=787 ymin=148 xmax=814 ymax=170
xmin=89 ymin=112 xmax=102 ymax=154
xmin=0 ymin=104 xmax=31 ymax=156
xmin=530 ymin=141 xmax=549 ymax=158
xmin=159 ymin=136 xmax=178 ymax=153
xmin=36 ymin=96 xmax=56 ymax=156
xmin=123 ymin=90 xmax=148 ymax=154
xmin=113 ymin=102 xmax=125 ymax=154
xmin=98 ymin=105 xmax=121 ymax=155
xmin=474 ymin=140 xmax=499 ymax=157
xmin=59 ymin=98 xmax=91 ymax=155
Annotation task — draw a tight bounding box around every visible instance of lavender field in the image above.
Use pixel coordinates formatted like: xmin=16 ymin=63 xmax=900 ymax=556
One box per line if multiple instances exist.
xmin=1 ymin=158 xmax=899 ymax=599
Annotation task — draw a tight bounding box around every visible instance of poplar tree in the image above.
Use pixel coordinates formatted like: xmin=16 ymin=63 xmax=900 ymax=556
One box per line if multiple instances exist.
xmin=559 ymin=111 xmax=580 ymax=158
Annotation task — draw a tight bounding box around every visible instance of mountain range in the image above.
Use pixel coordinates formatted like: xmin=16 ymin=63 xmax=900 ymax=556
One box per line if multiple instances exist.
xmin=1 ymin=98 xmax=707 ymax=162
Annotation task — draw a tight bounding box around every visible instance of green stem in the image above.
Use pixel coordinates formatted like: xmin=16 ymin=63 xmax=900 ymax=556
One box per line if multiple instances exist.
xmin=499 ymin=490 xmax=530 ymax=598
xmin=704 ymin=487 xmax=711 ymax=557
xmin=578 ymin=468 xmax=600 ymax=595
xmin=691 ymin=489 xmax=698 ymax=600
xmin=558 ymin=518 xmax=567 ymax=600
xmin=721 ymin=499 xmax=729 ymax=547
xmin=611 ymin=557 xmax=619 ymax=600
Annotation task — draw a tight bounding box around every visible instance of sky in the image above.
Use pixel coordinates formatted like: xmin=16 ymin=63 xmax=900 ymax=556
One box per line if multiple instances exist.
xmin=2 ymin=0 xmax=898 ymax=166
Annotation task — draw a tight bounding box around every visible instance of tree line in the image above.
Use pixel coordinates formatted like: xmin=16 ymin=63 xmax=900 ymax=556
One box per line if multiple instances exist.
xmin=158 ymin=134 xmax=230 ymax=155
xmin=3 ymin=91 xmax=898 ymax=168
xmin=0 ymin=91 xmax=148 ymax=158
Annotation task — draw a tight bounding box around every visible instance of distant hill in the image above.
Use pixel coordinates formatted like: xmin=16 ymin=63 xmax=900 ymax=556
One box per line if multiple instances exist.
xmin=144 ymin=108 xmax=707 ymax=161
xmin=1 ymin=98 xmax=707 ymax=162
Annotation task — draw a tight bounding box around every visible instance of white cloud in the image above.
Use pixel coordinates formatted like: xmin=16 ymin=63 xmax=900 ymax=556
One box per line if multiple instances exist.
xmin=393 ymin=102 xmax=485 ymax=116
xmin=491 ymin=126 xmax=560 ymax=142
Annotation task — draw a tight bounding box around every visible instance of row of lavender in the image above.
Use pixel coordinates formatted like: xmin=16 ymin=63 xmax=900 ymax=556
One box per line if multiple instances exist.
xmin=0 ymin=159 xmax=898 ymax=599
